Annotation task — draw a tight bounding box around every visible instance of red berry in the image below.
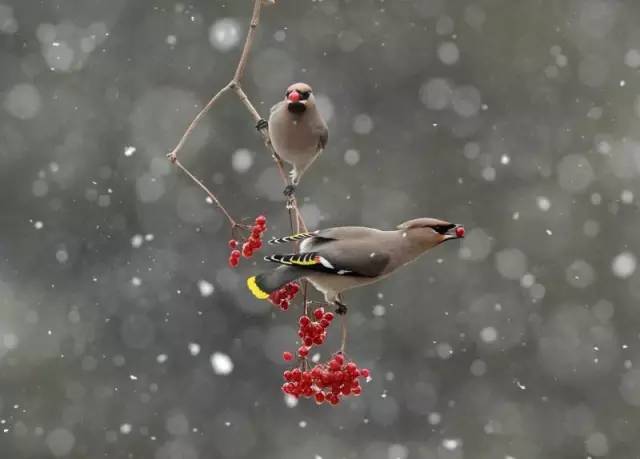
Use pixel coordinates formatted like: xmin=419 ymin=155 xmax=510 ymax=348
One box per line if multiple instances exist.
xmin=230 ymin=249 xmax=241 ymax=259
xmin=255 ymin=215 xmax=267 ymax=225
xmin=315 ymin=392 xmax=325 ymax=404
xmin=283 ymin=351 xmax=293 ymax=361
xmin=324 ymin=312 xmax=334 ymax=321
xmin=228 ymin=257 xmax=239 ymax=268
xmin=298 ymin=346 xmax=309 ymax=358
xmin=455 ymin=226 xmax=465 ymax=238
xmin=360 ymin=368 xmax=370 ymax=378
xmin=299 ymin=316 xmax=311 ymax=327
xmin=334 ymin=353 xmax=344 ymax=365
xmin=280 ymin=301 xmax=289 ymax=311
xmin=352 ymin=386 xmax=362 ymax=396
xmin=251 ymin=228 xmax=262 ymax=239
xmin=288 ymin=91 xmax=301 ymax=103
xmin=242 ymin=243 xmax=253 ymax=258
xmin=229 ymin=239 xmax=238 ymax=249
xmin=313 ymin=308 xmax=324 ymax=320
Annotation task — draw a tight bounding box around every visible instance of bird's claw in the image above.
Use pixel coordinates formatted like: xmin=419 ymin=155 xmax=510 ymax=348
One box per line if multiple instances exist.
xmin=256 ymin=119 xmax=268 ymax=131
xmin=283 ymin=184 xmax=296 ymax=197
xmin=335 ymin=301 xmax=348 ymax=315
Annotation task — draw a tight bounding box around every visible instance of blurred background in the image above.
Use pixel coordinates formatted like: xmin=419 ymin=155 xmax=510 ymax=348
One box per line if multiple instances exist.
xmin=1 ymin=0 xmax=640 ymax=457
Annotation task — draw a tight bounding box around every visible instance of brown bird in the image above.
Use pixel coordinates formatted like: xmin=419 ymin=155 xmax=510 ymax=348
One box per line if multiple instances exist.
xmin=267 ymin=82 xmax=328 ymax=196
xmin=247 ymin=217 xmax=465 ymax=314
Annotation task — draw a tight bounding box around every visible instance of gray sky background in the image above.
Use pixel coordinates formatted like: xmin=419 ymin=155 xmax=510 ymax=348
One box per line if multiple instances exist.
xmin=2 ymin=0 xmax=640 ymax=458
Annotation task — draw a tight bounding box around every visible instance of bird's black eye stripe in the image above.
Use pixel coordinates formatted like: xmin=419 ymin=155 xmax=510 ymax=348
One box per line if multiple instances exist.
xmin=298 ymin=91 xmax=310 ymax=100
xmin=431 ymin=224 xmax=455 ymax=234
xmin=285 ymin=90 xmax=292 ymax=96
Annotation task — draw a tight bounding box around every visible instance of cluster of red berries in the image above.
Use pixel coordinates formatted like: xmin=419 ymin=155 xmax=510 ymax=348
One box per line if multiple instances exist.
xmin=228 ymin=215 xmax=267 ymax=267
xmin=268 ymin=282 xmax=300 ymax=310
xmin=282 ymin=353 xmax=370 ymax=405
xmin=296 ymin=308 xmax=334 ymax=355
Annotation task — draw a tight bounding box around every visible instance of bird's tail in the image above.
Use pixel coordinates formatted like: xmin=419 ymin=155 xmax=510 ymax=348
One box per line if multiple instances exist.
xmin=247 ymin=265 xmax=306 ymax=299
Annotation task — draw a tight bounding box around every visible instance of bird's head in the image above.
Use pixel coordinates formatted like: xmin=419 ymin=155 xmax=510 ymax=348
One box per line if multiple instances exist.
xmin=284 ymin=82 xmax=315 ymax=114
xmin=397 ymin=217 xmax=465 ymax=248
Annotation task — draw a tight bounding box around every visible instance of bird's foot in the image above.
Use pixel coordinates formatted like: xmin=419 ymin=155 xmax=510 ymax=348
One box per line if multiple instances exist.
xmin=334 ymin=301 xmax=348 ymax=316
xmin=283 ymin=184 xmax=296 ymax=197
xmin=256 ymin=118 xmax=268 ymax=131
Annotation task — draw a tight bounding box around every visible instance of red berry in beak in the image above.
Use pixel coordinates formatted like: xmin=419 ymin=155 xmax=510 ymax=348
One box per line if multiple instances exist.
xmin=455 ymin=226 xmax=465 ymax=238
xmin=288 ymin=91 xmax=300 ymax=102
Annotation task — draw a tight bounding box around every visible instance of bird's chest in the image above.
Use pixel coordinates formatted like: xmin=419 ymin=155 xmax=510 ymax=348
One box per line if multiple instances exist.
xmin=271 ymin=117 xmax=316 ymax=152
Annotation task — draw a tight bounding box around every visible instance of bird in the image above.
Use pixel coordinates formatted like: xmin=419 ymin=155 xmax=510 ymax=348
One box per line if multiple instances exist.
xmin=247 ymin=217 xmax=465 ymax=314
xmin=265 ymin=82 xmax=328 ymax=196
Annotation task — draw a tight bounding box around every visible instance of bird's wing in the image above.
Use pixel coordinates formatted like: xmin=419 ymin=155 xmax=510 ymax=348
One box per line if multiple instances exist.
xmin=269 ymin=100 xmax=286 ymax=114
xmin=264 ymin=240 xmax=390 ymax=278
xmin=268 ymin=226 xmax=380 ymax=245
xmin=316 ymin=122 xmax=328 ymax=151
xmin=268 ymin=231 xmax=320 ymax=245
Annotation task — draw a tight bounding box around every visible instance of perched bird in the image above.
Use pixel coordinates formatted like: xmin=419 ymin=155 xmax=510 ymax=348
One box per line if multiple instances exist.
xmin=267 ymin=82 xmax=328 ymax=195
xmin=247 ymin=218 xmax=465 ymax=314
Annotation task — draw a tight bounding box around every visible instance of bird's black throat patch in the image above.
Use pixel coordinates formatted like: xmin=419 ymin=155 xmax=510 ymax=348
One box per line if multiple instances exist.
xmin=287 ymin=102 xmax=306 ymax=114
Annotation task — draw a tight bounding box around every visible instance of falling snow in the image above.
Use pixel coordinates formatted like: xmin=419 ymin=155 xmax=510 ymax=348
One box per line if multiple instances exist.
xmin=210 ymin=352 xmax=233 ymax=375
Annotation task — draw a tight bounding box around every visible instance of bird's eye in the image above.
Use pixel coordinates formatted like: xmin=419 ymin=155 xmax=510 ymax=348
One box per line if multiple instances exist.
xmin=298 ymin=91 xmax=310 ymax=100
xmin=430 ymin=224 xmax=454 ymax=234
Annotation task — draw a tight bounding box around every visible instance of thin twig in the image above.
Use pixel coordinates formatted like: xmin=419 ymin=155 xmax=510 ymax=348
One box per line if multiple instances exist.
xmin=167 ymin=84 xmax=231 ymax=163
xmin=231 ymin=85 xmax=291 ymax=185
xmin=233 ymin=0 xmax=264 ymax=83
xmin=173 ymin=159 xmax=236 ymax=226
xmin=340 ymin=315 xmax=348 ymax=354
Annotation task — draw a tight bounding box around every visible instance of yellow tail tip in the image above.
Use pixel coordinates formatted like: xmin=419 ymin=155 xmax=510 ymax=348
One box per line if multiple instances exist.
xmin=247 ymin=276 xmax=269 ymax=300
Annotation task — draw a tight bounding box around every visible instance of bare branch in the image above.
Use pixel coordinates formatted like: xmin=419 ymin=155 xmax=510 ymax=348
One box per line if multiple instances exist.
xmin=167 ymin=84 xmax=231 ymax=163
xmin=340 ymin=316 xmax=348 ymax=354
xmin=233 ymin=0 xmax=264 ymax=83
xmin=173 ymin=159 xmax=236 ymax=227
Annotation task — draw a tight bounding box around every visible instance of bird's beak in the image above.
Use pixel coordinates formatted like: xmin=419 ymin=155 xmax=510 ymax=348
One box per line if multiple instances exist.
xmin=443 ymin=224 xmax=465 ymax=241
xmin=287 ymin=94 xmax=307 ymax=114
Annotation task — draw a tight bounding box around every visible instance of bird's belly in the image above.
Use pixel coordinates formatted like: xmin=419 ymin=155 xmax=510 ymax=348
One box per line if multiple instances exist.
xmin=270 ymin=123 xmax=316 ymax=160
xmin=306 ymin=274 xmax=380 ymax=297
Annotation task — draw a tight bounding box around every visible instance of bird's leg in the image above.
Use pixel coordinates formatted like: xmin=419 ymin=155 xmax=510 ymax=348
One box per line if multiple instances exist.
xmin=284 ymin=172 xmax=298 ymax=207
xmin=255 ymin=118 xmax=268 ymax=131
